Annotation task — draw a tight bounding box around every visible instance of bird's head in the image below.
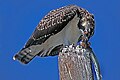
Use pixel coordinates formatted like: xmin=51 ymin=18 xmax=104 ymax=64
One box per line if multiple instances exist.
xmin=77 ymin=9 xmax=95 ymax=42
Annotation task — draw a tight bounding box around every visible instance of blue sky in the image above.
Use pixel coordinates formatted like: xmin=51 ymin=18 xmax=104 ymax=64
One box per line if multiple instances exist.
xmin=0 ymin=0 xmax=120 ymax=80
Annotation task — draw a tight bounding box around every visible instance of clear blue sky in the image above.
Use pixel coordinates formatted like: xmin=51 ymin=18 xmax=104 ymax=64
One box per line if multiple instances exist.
xmin=0 ymin=0 xmax=120 ymax=80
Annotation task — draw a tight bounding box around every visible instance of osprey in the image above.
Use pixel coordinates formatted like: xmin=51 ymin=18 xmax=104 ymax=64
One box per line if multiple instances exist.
xmin=13 ymin=5 xmax=95 ymax=64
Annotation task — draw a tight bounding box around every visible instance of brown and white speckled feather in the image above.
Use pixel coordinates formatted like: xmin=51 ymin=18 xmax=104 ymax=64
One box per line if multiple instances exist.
xmin=13 ymin=5 xmax=95 ymax=64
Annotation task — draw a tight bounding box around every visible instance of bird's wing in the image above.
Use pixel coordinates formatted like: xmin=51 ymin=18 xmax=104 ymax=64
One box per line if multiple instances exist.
xmin=25 ymin=5 xmax=79 ymax=48
xmin=13 ymin=5 xmax=81 ymax=64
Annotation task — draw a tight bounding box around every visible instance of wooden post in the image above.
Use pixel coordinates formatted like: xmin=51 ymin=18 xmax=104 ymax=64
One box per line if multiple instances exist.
xmin=58 ymin=45 xmax=94 ymax=80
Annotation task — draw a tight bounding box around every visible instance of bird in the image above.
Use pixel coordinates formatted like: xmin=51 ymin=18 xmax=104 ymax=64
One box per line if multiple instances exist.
xmin=13 ymin=5 xmax=95 ymax=64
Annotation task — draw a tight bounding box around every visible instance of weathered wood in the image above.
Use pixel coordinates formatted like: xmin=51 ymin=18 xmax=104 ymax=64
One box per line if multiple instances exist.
xmin=58 ymin=45 xmax=94 ymax=80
